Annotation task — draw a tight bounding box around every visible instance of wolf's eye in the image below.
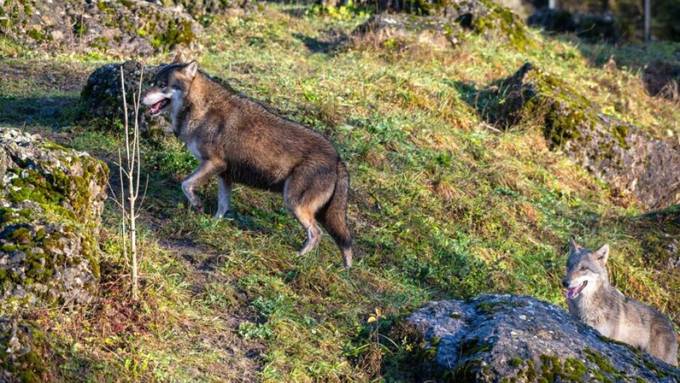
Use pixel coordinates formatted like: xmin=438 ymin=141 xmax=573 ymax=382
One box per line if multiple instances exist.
xmin=579 ymin=266 xmax=587 ymax=271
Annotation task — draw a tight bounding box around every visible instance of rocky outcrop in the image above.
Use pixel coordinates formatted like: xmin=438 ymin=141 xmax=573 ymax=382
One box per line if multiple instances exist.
xmin=0 ymin=0 xmax=203 ymax=56
xmin=643 ymin=60 xmax=680 ymax=101
xmin=401 ymin=295 xmax=679 ymax=382
xmin=0 ymin=128 xmax=107 ymax=382
xmin=353 ymin=0 xmax=534 ymax=51
xmin=80 ymin=61 xmax=169 ymax=134
xmin=0 ymin=128 xmax=108 ymax=311
xmin=475 ymin=63 xmax=680 ymax=210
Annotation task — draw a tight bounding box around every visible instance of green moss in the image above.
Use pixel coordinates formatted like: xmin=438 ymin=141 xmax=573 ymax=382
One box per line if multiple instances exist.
xmin=612 ymin=124 xmax=629 ymax=148
xmin=0 ymin=322 xmax=48 ymax=383
xmin=563 ymin=358 xmax=588 ymax=380
xmin=155 ymin=19 xmax=196 ymax=50
xmin=473 ymin=0 xmax=535 ymax=51
xmin=26 ymin=28 xmax=49 ymax=42
xmin=9 ymin=226 xmax=31 ymax=244
xmin=474 ymin=299 xmax=526 ymax=315
xmin=459 ymin=337 xmax=492 ymax=356
xmin=0 ymin=136 xmax=107 ymax=303
xmin=508 ymin=355 xmax=591 ymax=382
xmin=583 ymin=348 xmax=615 ymax=374
xmin=582 ymin=348 xmax=632 ymax=382
xmin=508 ymin=356 xmax=522 ymax=367
xmin=449 ymin=358 xmax=484 ymax=382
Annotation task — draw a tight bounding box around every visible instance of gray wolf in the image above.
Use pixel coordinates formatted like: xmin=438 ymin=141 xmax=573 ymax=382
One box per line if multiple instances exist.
xmin=563 ymin=240 xmax=677 ymax=365
xmin=141 ymin=53 xmax=353 ymax=268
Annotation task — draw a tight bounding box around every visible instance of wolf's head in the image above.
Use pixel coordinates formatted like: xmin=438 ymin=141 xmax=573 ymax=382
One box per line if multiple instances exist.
xmin=142 ymin=52 xmax=198 ymax=117
xmin=562 ymin=240 xmax=610 ymax=300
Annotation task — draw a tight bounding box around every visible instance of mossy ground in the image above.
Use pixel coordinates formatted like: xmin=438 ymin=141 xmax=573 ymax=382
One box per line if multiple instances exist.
xmin=0 ymin=3 xmax=679 ymax=381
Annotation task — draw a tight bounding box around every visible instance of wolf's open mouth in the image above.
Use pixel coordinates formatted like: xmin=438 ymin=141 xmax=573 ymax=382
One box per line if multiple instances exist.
xmin=149 ymin=98 xmax=170 ymax=116
xmin=566 ymin=281 xmax=588 ymax=299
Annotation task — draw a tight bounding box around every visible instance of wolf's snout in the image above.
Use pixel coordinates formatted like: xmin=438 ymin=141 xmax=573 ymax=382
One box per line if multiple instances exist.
xmin=142 ymin=87 xmax=171 ymax=116
xmin=142 ymin=87 xmax=163 ymax=106
xmin=561 ymin=278 xmax=569 ymax=288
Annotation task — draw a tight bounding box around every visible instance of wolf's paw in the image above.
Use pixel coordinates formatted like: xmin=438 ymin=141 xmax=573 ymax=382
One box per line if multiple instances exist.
xmin=213 ymin=210 xmax=230 ymax=219
xmin=298 ymin=229 xmax=322 ymax=255
xmin=189 ymin=201 xmax=204 ymax=213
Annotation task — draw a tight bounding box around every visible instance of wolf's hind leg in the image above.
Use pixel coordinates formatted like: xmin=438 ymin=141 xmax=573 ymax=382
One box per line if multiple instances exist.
xmin=214 ymin=171 xmax=232 ymax=218
xmin=182 ymin=160 xmax=224 ymax=212
xmin=284 ymin=165 xmax=336 ymax=255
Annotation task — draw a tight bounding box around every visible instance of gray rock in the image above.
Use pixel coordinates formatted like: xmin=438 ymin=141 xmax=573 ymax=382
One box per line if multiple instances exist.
xmin=0 ymin=127 xmax=108 ymax=311
xmin=643 ymin=60 xmax=680 ymax=101
xmin=0 ymin=0 xmax=204 ymax=56
xmin=406 ymin=294 xmax=679 ymax=382
xmin=0 ymin=128 xmax=108 ymax=380
xmin=353 ymin=0 xmax=533 ymax=51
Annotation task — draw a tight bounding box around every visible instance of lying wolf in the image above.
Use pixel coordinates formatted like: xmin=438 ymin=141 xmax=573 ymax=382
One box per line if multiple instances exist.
xmin=563 ymin=240 xmax=678 ymax=365
xmin=142 ymin=54 xmax=353 ymax=268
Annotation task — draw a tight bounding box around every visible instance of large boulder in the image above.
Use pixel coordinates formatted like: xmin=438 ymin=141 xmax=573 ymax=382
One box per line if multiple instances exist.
xmin=643 ymin=60 xmax=680 ymax=101
xmin=353 ymin=0 xmax=534 ymax=51
xmin=474 ymin=63 xmax=680 ymax=210
xmin=0 ymin=0 xmax=202 ymax=56
xmin=0 ymin=128 xmax=108 ymax=311
xmin=80 ymin=61 xmax=169 ymax=134
xmin=402 ymin=295 xmax=679 ymax=382
xmin=0 ymin=128 xmax=107 ymax=381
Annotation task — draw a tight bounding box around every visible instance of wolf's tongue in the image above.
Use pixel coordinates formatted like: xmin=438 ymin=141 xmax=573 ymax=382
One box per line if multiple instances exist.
xmin=566 ymin=287 xmax=577 ymax=299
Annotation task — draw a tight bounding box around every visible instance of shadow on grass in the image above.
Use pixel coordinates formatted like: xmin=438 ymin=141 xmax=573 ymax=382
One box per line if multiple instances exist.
xmin=447 ymin=63 xmax=536 ymax=130
xmin=0 ymin=95 xmax=81 ymax=129
xmin=292 ymin=32 xmax=347 ymax=55
xmin=279 ymin=5 xmax=310 ymax=18
xmin=107 ymin=146 xmax=274 ymax=237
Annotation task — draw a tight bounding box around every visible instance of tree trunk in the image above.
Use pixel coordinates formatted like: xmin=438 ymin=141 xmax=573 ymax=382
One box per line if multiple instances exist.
xmin=644 ymin=0 xmax=651 ymax=42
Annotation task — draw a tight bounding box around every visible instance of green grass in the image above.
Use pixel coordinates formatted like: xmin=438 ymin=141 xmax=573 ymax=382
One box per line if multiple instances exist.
xmin=1 ymin=3 xmax=679 ymax=381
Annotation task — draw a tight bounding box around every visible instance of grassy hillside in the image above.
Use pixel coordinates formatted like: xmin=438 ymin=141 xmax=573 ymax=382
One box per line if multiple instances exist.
xmin=1 ymin=3 xmax=678 ymax=381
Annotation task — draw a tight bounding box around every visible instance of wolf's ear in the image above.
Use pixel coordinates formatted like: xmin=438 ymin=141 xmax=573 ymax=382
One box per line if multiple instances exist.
xmin=568 ymin=239 xmax=580 ymax=252
xmin=593 ymin=244 xmax=609 ymax=264
xmin=184 ymin=61 xmax=198 ymax=78
xmin=173 ymin=51 xmax=186 ymax=63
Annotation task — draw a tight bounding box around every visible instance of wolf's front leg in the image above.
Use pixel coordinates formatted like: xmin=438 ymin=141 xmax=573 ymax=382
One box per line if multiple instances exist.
xmin=214 ymin=172 xmax=232 ymax=218
xmin=182 ymin=160 xmax=224 ymax=212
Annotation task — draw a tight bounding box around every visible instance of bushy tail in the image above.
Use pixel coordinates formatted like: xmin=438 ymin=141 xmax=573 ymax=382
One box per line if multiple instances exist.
xmin=318 ymin=160 xmax=353 ymax=268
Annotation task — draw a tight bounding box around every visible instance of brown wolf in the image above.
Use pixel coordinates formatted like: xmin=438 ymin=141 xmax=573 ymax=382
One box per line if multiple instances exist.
xmin=142 ymin=54 xmax=353 ymax=268
xmin=563 ymin=240 xmax=678 ymax=365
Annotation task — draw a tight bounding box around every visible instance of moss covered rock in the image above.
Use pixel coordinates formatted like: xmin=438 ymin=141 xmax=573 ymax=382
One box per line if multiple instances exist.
xmin=0 ymin=0 xmax=202 ymax=56
xmin=478 ymin=63 xmax=680 ymax=210
xmin=642 ymin=60 xmax=680 ymax=101
xmin=0 ymin=317 xmax=49 ymax=383
xmin=353 ymin=0 xmax=534 ymax=51
xmin=80 ymin=60 xmax=169 ymax=134
xmin=0 ymin=128 xmax=107 ymax=381
xmin=0 ymin=127 xmax=108 ymax=312
xmin=402 ymin=295 xmax=679 ymax=382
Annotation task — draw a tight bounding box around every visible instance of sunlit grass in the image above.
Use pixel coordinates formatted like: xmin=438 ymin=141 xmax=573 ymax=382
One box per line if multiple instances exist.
xmin=2 ymin=2 xmax=679 ymax=381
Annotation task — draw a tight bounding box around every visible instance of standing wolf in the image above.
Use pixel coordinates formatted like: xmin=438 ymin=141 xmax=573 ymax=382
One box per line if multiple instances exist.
xmin=142 ymin=54 xmax=353 ymax=268
xmin=563 ymin=240 xmax=678 ymax=365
